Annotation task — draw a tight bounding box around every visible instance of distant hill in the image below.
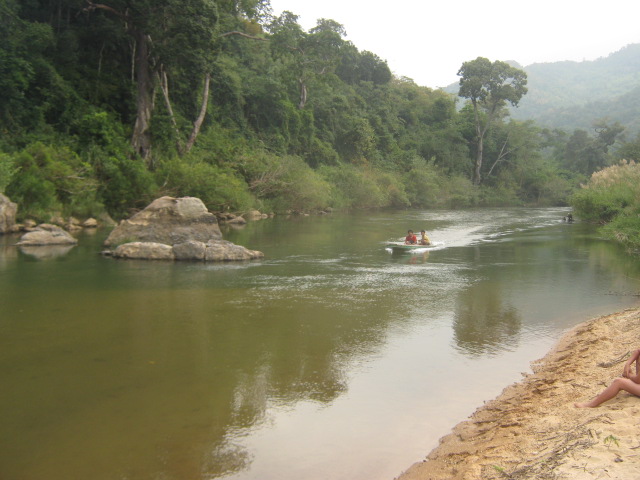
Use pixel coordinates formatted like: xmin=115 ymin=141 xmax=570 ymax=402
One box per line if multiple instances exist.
xmin=444 ymin=44 xmax=640 ymax=136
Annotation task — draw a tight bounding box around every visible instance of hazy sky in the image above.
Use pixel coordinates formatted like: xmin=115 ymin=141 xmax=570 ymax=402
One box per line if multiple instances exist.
xmin=268 ymin=0 xmax=640 ymax=88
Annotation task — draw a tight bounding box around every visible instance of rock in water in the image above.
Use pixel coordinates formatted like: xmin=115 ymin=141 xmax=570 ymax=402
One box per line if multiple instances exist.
xmin=105 ymin=196 xmax=263 ymax=262
xmin=113 ymin=242 xmax=175 ymax=260
xmin=104 ymin=196 xmax=222 ymax=247
xmin=16 ymin=224 xmax=78 ymax=246
xmin=0 ymin=193 xmax=17 ymax=234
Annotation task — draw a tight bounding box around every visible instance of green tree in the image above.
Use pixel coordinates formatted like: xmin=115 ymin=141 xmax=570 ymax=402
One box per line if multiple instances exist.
xmin=269 ymin=14 xmax=346 ymax=109
xmin=0 ymin=154 xmax=17 ymax=193
xmin=564 ymin=121 xmax=624 ymax=176
xmin=82 ymin=0 xmax=219 ymax=159
xmin=0 ymin=0 xmax=83 ymax=140
xmin=615 ymin=132 xmax=640 ymax=162
xmin=458 ymin=57 xmax=528 ymax=185
xmin=336 ymin=47 xmax=391 ymax=85
xmin=6 ymin=143 xmax=101 ymax=219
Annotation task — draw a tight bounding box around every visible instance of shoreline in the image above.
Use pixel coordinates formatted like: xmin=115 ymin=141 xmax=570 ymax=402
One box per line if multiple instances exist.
xmin=396 ymin=306 xmax=640 ymax=480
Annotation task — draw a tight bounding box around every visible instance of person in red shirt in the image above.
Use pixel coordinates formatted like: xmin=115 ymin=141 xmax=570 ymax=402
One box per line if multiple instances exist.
xmin=404 ymin=230 xmax=417 ymax=245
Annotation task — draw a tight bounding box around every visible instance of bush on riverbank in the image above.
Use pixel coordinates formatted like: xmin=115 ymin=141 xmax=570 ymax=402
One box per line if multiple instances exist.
xmin=571 ymin=160 xmax=640 ymax=252
xmin=5 ymin=143 xmax=103 ymax=220
xmin=3 ymin=139 xmax=575 ymax=222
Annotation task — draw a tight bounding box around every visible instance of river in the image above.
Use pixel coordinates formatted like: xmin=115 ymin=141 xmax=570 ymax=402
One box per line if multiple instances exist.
xmin=1 ymin=208 xmax=639 ymax=480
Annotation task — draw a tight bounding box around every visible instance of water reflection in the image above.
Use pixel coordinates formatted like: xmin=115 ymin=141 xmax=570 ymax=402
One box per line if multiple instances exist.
xmin=19 ymin=244 xmax=75 ymax=260
xmin=1 ymin=209 xmax=640 ymax=480
xmin=453 ymin=280 xmax=522 ymax=356
xmin=0 ymin=236 xmax=18 ymax=267
xmin=388 ymin=249 xmax=431 ymax=264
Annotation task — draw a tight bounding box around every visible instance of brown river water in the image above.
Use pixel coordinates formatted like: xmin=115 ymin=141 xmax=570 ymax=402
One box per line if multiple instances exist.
xmin=1 ymin=208 xmax=639 ymax=480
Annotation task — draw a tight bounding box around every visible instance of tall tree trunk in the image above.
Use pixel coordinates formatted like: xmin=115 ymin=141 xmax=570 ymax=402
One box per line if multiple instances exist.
xmin=298 ymin=78 xmax=307 ymax=109
xmin=472 ymin=101 xmax=484 ymax=185
xmin=131 ymin=30 xmax=153 ymax=161
xmin=185 ymin=73 xmax=211 ymax=154
xmin=486 ymin=137 xmax=511 ymax=178
xmin=474 ymin=136 xmax=483 ymax=186
xmin=158 ymin=68 xmax=184 ymax=154
xmin=471 ymin=100 xmax=496 ymax=186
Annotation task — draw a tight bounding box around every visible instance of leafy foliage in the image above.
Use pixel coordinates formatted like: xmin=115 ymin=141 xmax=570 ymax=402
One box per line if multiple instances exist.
xmin=3 ymin=0 xmax=637 ymax=222
xmin=458 ymin=57 xmax=528 ymax=185
xmin=571 ymin=161 xmax=640 ymax=252
xmin=0 ymin=153 xmax=17 ymax=193
xmin=6 ymin=143 xmax=100 ymax=220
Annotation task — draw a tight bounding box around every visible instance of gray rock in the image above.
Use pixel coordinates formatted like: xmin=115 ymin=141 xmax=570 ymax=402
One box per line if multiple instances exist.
xmin=65 ymin=223 xmax=83 ymax=232
xmin=97 ymin=212 xmax=117 ymax=227
xmin=173 ymin=240 xmax=207 ymax=261
xmin=205 ymin=240 xmax=264 ymax=261
xmin=16 ymin=224 xmax=78 ymax=246
xmin=49 ymin=214 xmax=65 ymax=226
xmin=226 ymin=215 xmax=247 ymax=225
xmin=104 ymin=196 xmax=222 ymax=247
xmin=0 ymin=193 xmax=17 ymax=234
xmin=242 ymin=209 xmax=264 ymax=220
xmin=113 ymin=242 xmax=175 ymax=260
xmin=83 ymin=218 xmax=98 ymax=228
xmin=104 ymin=196 xmax=263 ymax=262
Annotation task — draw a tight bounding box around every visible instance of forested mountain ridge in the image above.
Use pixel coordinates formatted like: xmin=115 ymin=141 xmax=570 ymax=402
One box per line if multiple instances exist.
xmin=446 ymin=44 xmax=640 ymax=135
xmin=1 ymin=0 xmax=639 ymax=224
xmin=512 ymin=44 xmax=640 ymax=134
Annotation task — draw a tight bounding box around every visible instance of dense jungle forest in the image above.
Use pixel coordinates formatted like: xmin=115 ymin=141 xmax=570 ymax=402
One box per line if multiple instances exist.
xmin=2 ymin=0 xmax=640 ymax=249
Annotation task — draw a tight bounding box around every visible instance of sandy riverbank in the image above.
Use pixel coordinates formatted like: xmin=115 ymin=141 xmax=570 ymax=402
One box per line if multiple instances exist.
xmin=396 ymin=307 xmax=640 ymax=480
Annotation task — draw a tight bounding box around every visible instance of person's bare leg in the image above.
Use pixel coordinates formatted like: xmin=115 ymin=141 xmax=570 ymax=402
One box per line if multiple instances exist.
xmin=575 ymin=378 xmax=640 ymax=408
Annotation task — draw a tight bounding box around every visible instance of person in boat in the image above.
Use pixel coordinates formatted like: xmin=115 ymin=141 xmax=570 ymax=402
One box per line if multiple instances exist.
xmin=404 ymin=230 xmax=417 ymax=245
xmin=575 ymin=349 xmax=640 ymax=408
xmin=419 ymin=230 xmax=431 ymax=246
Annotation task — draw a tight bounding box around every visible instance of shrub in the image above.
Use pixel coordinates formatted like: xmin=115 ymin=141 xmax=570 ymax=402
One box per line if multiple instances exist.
xmin=403 ymin=159 xmax=443 ymax=207
xmin=244 ymin=154 xmax=331 ymax=213
xmin=602 ymin=214 xmax=640 ymax=253
xmin=91 ymin=152 xmax=158 ymax=219
xmin=319 ymin=164 xmax=387 ymax=209
xmin=441 ymin=174 xmax=478 ymax=208
xmin=156 ymin=156 xmax=254 ymax=213
xmin=0 ymin=153 xmax=17 ymax=193
xmin=571 ymin=160 xmax=640 ymax=252
xmin=571 ymin=161 xmax=640 ymax=223
xmin=376 ymin=171 xmax=410 ymax=208
xmin=479 ymin=172 xmax=521 ymax=206
xmin=6 ymin=143 xmax=101 ymax=220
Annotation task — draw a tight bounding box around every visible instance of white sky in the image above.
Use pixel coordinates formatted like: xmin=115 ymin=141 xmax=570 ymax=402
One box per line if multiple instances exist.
xmin=268 ymin=0 xmax=640 ymax=88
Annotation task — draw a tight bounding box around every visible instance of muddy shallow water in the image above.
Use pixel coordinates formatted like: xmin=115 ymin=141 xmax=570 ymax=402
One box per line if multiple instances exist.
xmin=1 ymin=208 xmax=639 ymax=480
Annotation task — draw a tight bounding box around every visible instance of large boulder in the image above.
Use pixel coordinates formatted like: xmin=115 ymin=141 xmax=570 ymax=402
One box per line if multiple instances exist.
xmin=104 ymin=196 xmax=222 ymax=247
xmin=113 ymin=242 xmax=175 ymax=260
xmin=204 ymin=240 xmax=263 ymax=261
xmin=16 ymin=224 xmax=78 ymax=246
xmin=242 ymin=209 xmax=267 ymax=221
xmin=173 ymin=240 xmax=207 ymax=261
xmin=0 ymin=193 xmax=17 ymax=234
xmin=83 ymin=218 xmax=98 ymax=228
xmin=105 ymin=196 xmax=263 ymax=262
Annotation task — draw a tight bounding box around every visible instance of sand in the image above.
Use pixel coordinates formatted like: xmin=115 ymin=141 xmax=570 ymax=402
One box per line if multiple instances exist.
xmin=396 ymin=307 xmax=640 ymax=480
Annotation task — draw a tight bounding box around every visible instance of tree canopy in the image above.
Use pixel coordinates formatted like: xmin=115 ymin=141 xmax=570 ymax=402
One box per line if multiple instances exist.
xmin=1 ymin=0 xmax=636 ymax=223
xmin=458 ymin=57 xmax=528 ymax=184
